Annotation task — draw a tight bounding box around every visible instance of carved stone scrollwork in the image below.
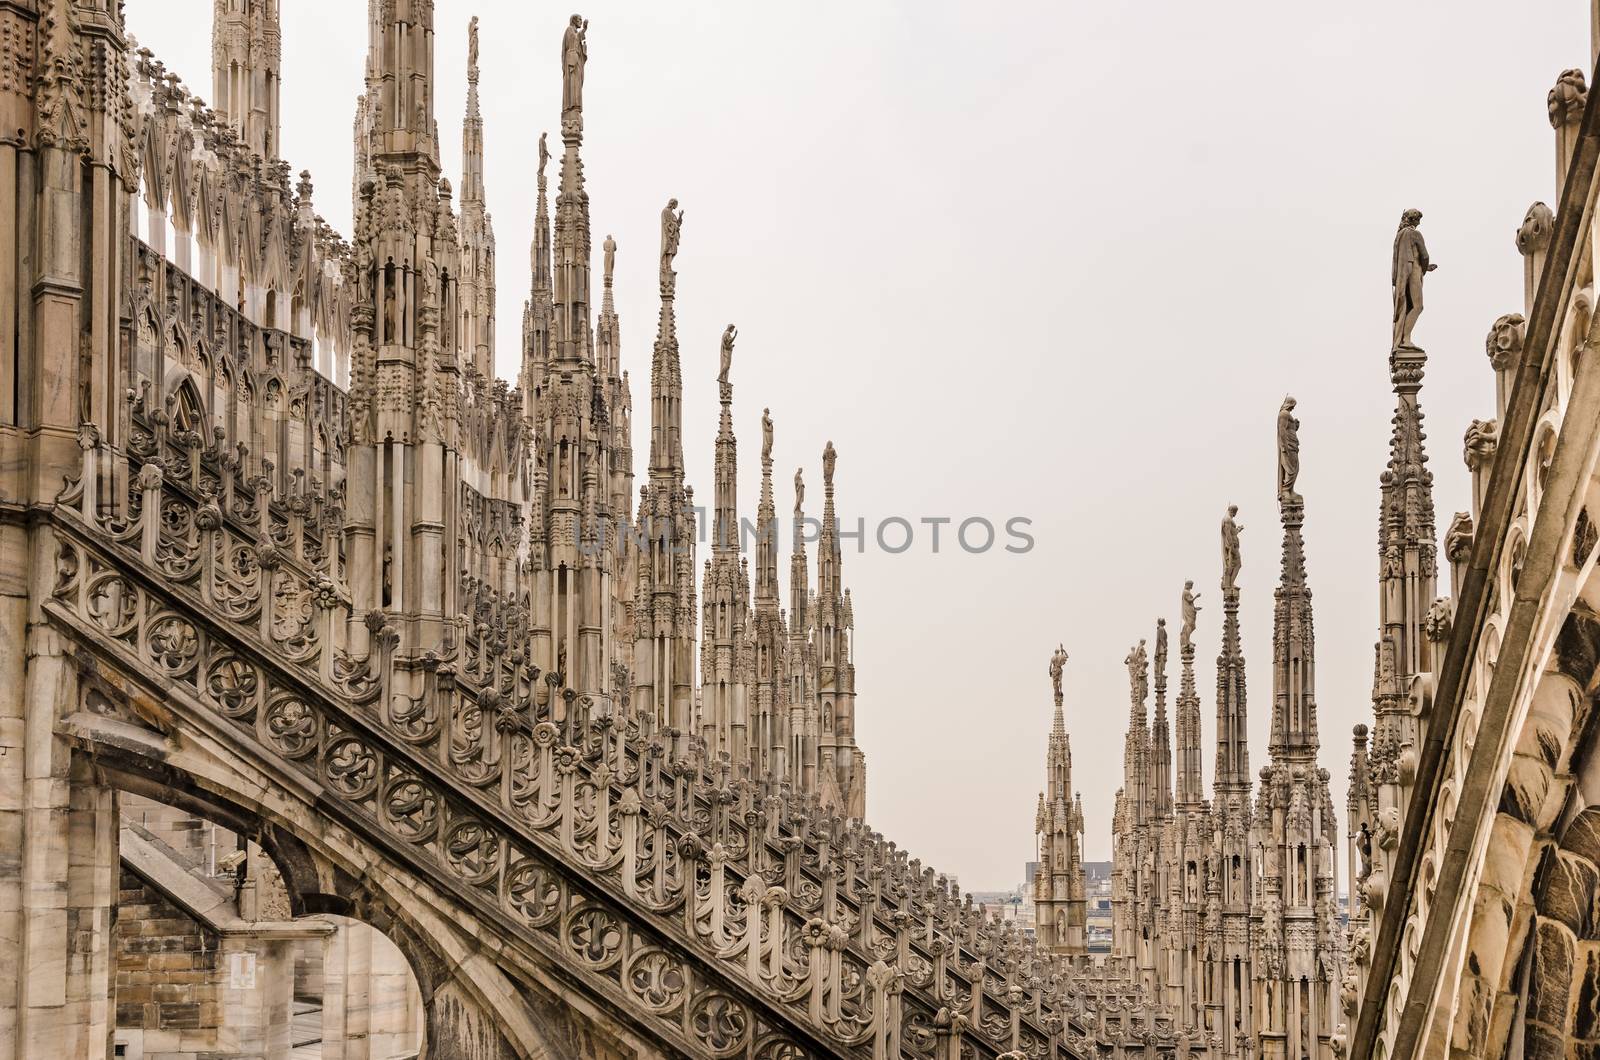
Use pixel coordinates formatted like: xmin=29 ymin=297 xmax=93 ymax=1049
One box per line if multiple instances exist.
xmin=688 ymin=992 xmax=753 ymax=1057
xmin=205 ymin=654 xmax=260 ymax=719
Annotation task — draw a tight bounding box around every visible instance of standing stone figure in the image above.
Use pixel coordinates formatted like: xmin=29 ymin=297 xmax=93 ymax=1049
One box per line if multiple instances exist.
xmin=660 ymin=199 xmax=684 ymax=275
xmin=603 ymin=234 xmax=616 ymax=280
xmin=719 ymin=324 xmax=737 ymax=385
xmin=1126 ymin=640 xmax=1149 ymax=701
xmin=561 ymin=15 xmax=588 ymax=116
xmin=1221 ymin=504 xmax=1243 ymax=592
xmin=1391 ymin=208 xmax=1436 ymax=351
xmin=794 ymin=468 xmax=804 ymax=515
xmin=1049 ymin=644 xmax=1069 ymax=701
xmin=1180 ymin=582 xmax=1201 ymax=649
xmin=761 ymin=408 xmax=773 ymax=463
xmin=822 ymin=441 xmax=837 ymax=487
xmin=468 ymin=16 xmax=480 ymax=76
xmin=1277 ymin=396 xmax=1301 ymax=504
xmin=538 ymin=132 xmax=550 ymax=178
xmin=1155 ymin=618 xmax=1168 ymax=674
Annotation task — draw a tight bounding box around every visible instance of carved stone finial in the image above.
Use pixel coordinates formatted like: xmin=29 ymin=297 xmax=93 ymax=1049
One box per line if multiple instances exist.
xmin=1485 ymin=312 xmax=1526 ymax=371
xmin=467 ymin=16 xmax=480 ymax=83
xmin=1452 ymin=512 xmax=1472 ymax=563
xmin=1517 ymin=201 xmax=1555 ymax=256
xmin=1548 ymin=68 xmax=1587 ymax=128
xmin=1463 ymin=418 xmax=1499 ymax=471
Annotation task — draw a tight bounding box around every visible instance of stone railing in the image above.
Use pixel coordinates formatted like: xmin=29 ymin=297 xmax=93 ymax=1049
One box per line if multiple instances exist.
xmin=48 ymin=435 xmax=1198 ymax=1058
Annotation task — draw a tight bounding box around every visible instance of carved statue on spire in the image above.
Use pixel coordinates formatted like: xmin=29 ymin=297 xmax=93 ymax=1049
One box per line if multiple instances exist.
xmin=761 ymin=408 xmax=773 ymax=463
xmin=538 ymin=132 xmax=550 ymax=180
xmin=1277 ymin=396 xmax=1301 ymax=505
xmin=719 ymin=324 xmax=737 ymax=386
xmin=1126 ymin=639 xmax=1149 ymax=702
xmin=603 ymin=234 xmax=616 ymax=284
xmin=561 ymin=15 xmax=588 ymax=116
xmin=660 ymin=198 xmax=684 ymax=276
xmin=1049 ymin=644 xmax=1069 ymax=702
xmin=468 ymin=16 xmax=480 ymax=81
xmin=1391 ymin=208 xmax=1436 ymax=351
xmin=1155 ymin=618 xmax=1168 ymax=676
xmin=1180 ymin=581 xmax=1201 ymax=649
xmin=823 ymin=441 xmax=836 ymax=489
xmin=1222 ymin=504 xmax=1244 ymax=592
xmin=794 ymin=468 xmax=805 ymax=515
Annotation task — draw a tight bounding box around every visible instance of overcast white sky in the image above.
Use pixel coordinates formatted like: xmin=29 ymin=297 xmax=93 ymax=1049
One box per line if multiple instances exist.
xmin=132 ymin=1 xmax=1592 ymax=889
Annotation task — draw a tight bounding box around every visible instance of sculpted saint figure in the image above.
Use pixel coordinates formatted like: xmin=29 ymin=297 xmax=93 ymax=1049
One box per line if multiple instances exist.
xmin=823 ymin=441 xmax=837 ymax=488
xmin=794 ymin=468 xmax=805 ymax=515
xmin=1221 ymin=505 xmax=1243 ymax=592
xmin=1392 ymin=209 xmax=1436 ymax=350
xmin=1125 ymin=640 xmax=1148 ymax=702
xmin=761 ymin=408 xmax=773 ymax=463
xmin=1154 ymin=618 xmax=1168 ymax=676
xmin=561 ymin=15 xmax=588 ymax=115
xmin=1277 ymin=396 xmax=1301 ymax=504
xmin=468 ymin=16 xmax=480 ymax=75
xmin=719 ymin=324 xmax=737 ymax=385
xmin=1181 ymin=581 xmax=1201 ymax=649
xmin=602 ymin=234 xmax=616 ymax=282
xmin=382 ymin=264 xmax=397 ymax=343
xmin=1048 ymin=643 xmax=1068 ymax=701
xmin=538 ymin=132 xmax=549 ymax=179
xmin=660 ymin=198 xmax=684 ymax=274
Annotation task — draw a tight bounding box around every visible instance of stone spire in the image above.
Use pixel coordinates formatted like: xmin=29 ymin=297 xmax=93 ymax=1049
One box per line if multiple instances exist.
xmin=1151 ymin=618 xmax=1174 ymax=821
xmin=212 ymin=0 xmax=281 ymax=159
xmin=1216 ymin=526 xmax=1250 ymax=793
xmin=701 ymin=339 xmax=750 ymax=765
xmin=362 ymin=0 xmax=441 ymax=170
xmin=1175 ymin=611 xmax=1204 ymax=812
xmin=1123 ymin=639 xmax=1151 ymax=826
xmin=458 ymin=16 xmax=496 ymax=382
xmin=787 ymin=469 xmax=815 ymax=793
xmin=633 ymin=191 xmax=696 ymax=747
xmin=596 ymin=236 xmax=634 ymax=677
xmin=522 ymin=133 xmax=553 ymax=396
xmin=1112 ymin=637 xmax=1151 ymax=971
xmin=461 ymin=17 xmax=486 ymax=206
xmin=344 ymin=0 xmax=459 ymax=650
xmin=1365 ymin=340 xmax=1436 ymax=801
xmin=551 ymin=26 xmax=593 ymax=370
xmin=1271 ymin=409 xmax=1320 ymax=762
xmin=647 ymin=200 xmax=684 ymax=473
xmin=1036 ymin=646 xmax=1087 ymax=955
xmin=1251 ymin=400 xmax=1341 ymax=1056
xmin=814 ymin=442 xmax=864 ymax=818
xmin=515 ymin=14 xmax=625 ymax=710
xmin=1210 ymin=503 xmax=1256 ymax=1054
xmin=750 ymin=410 xmax=787 ymax=780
